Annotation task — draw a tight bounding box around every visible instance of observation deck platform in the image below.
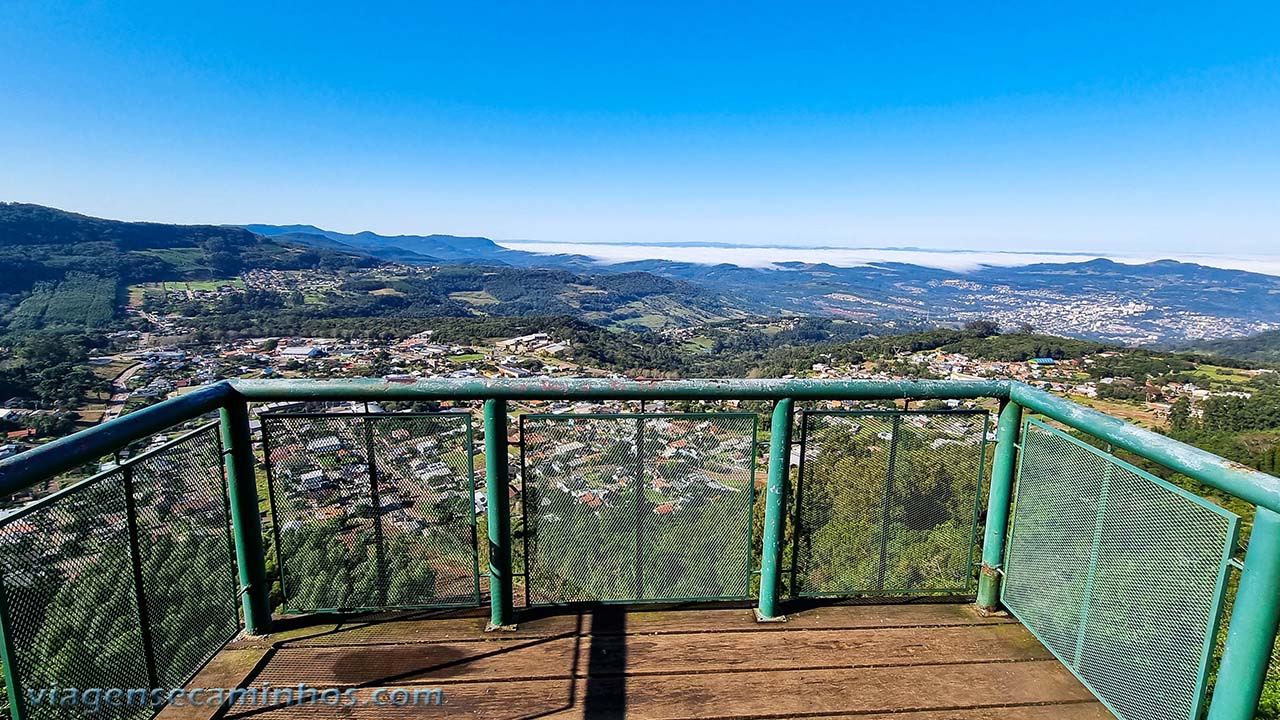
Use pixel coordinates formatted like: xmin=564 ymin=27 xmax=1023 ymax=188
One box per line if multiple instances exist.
xmin=169 ymin=602 xmax=1108 ymax=719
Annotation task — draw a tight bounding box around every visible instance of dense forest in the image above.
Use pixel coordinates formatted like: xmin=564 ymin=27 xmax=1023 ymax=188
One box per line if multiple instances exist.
xmin=1195 ymin=328 xmax=1280 ymax=365
xmin=0 ymin=334 xmax=109 ymax=435
xmin=272 ymin=522 xmax=454 ymax=611
xmin=165 ymin=264 xmax=735 ymax=337
xmin=1166 ymin=380 xmax=1280 ymax=476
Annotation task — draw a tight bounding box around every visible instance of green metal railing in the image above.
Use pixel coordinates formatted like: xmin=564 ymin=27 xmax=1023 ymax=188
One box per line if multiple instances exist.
xmin=0 ymin=377 xmax=1276 ymax=720
xmin=0 ymin=424 xmax=239 ymax=720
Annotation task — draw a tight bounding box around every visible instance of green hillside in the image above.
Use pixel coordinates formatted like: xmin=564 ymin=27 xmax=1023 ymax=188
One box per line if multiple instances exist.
xmin=1196 ymin=329 xmax=1280 ymax=365
xmin=0 ymin=203 xmax=379 ymax=332
xmin=1 ymin=204 xmax=746 ymax=336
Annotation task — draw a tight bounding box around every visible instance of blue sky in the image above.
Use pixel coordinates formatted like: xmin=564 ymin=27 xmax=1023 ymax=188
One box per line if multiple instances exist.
xmin=1 ymin=2 xmax=1277 ymax=255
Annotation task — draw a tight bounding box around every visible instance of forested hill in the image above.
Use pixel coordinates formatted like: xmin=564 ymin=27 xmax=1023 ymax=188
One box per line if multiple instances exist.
xmin=0 ymin=203 xmax=384 ymax=333
xmin=0 ymin=204 xmax=747 ymax=336
xmin=0 ymin=203 xmax=378 ymax=294
xmin=241 ymin=223 xmax=530 ymax=264
xmin=1194 ymin=329 xmax=1280 ymax=365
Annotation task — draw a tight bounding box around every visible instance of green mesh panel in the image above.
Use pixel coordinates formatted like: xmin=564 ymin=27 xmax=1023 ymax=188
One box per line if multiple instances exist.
xmin=0 ymin=473 xmax=150 ymax=720
xmin=0 ymin=424 xmax=237 ymax=720
xmin=793 ymin=411 xmax=988 ymax=596
xmin=1002 ymin=419 xmax=1238 ymax=720
xmin=129 ymin=426 xmax=240 ymax=688
xmin=262 ymin=413 xmax=478 ymax=612
xmin=366 ymin=415 xmax=478 ymax=607
xmin=520 ymin=413 xmax=757 ymax=604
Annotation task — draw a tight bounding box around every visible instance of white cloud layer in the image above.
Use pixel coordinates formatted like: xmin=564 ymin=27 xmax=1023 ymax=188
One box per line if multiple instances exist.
xmin=498 ymin=242 xmax=1280 ymax=277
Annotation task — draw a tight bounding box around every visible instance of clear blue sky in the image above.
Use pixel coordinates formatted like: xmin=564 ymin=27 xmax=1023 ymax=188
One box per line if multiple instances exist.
xmin=1 ymin=2 xmax=1277 ymax=254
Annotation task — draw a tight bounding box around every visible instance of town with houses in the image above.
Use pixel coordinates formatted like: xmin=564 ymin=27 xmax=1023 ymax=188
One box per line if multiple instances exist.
xmin=4 ymin=316 xmax=1268 ymax=606
xmin=3 ymin=315 xmax=1268 ymax=478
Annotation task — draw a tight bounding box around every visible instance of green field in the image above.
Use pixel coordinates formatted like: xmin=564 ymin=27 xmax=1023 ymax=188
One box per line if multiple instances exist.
xmin=1191 ymin=364 xmax=1255 ymax=387
xmin=8 ymin=274 xmax=118 ymax=330
xmin=617 ymin=313 xmax=670 ymax=330
xmin=134 ymin=247 xmax=209 ymax=272
xmin=183 ymin=278 xmax=243 ymax=291
xmin=450 ymin=291 xmax=499 ymax=306
xmin=128 ymin=278 xmax=243 ymax=306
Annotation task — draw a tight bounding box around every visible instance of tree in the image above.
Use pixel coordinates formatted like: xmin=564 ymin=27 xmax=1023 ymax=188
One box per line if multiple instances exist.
xmin=963 ymin=320 xmax=1000 ymax=337
xmin=25 ymin=411 xmax=80 ymax=436
xmin=1168 ymin=397 xmax=1192 ymax=433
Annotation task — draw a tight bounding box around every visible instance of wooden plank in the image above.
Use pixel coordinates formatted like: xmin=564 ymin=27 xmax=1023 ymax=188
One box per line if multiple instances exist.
xmin=223 ymin=661 xmax=1097 ymax=719
xmin=251 ymin=624 xmax=1053 ymax=686
xmin=157 ymin=649 xmax=271 ymax=720
xmin=261 ymin=603 xmax=1012 ymax=649
xmin=754 ymin=706 xmax=1113 ymax=720
xmin=450 ymin=662 xmax=1099 ymax=719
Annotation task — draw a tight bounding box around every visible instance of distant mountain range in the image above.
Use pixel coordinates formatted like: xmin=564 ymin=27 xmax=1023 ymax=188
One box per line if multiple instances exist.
xmin=239 ymin=223 xmax=554 ymax=267
xmin=1 ymin=203 xmax=1277 ymax=347
xmin=238 ymin=222 xmax=1280 ymax=345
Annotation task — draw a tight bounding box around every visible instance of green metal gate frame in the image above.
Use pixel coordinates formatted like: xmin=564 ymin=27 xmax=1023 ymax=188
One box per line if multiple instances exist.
xmin=790 ymin=408 xmax=990 ymax=597
xmin=260 ymin=411 xmax=480 ymax=613
xmin=518 ymin=412 xmax=759 ymax=606
xmin=1001 ymin=418 xmax=1239 ymax=720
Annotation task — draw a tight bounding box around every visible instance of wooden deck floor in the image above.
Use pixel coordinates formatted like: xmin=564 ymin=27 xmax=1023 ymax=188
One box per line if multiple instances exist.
xmin=170 ymin=603 xmax=1110 ymax=719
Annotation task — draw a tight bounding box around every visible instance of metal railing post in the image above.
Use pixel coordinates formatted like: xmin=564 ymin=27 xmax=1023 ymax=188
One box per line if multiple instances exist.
xmin=1207 ymin=506 xmax=1280 ymax=720
xmin=485 ymin=399 xmax=515 ymax=629
xmin=0 ymin=576 xmax=26 ymax=720
xmin=977 ymin=399 xmax=1022 ymax=612
xmin=121 ymin=464 xmax=159 ymax=688
xmin=220 ymin=397 xmax=272 ymax=635
xmin=364 ymin=417 xmax=389 ymax=607
xmin=757 ymin=398 xmax=793 ymax=621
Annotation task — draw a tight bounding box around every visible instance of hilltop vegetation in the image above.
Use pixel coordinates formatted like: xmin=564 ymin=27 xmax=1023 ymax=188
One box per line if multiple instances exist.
xmin=0 ymin=203 xmax=377 ymax=333
xmin=148 ymin=264 xmax=742 ymax=341
xmin=0 ymin=203 xmax=377 ymax=290
xmin=1196 ymin=329 xmax=1280 ymax=365
xmin=735 ymin=325 xmax=1117 ymax=378
xmin=0 ymin=204 xmax=746 ymax=337
xmin=7 ymin=272 xmax=119 ymax=332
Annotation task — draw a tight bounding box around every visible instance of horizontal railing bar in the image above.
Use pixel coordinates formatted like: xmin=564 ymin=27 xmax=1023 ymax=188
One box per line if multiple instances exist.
xmin=798 ymin=408 xmax=990 ymax=416
xmin=3 ymin=377 xmax=1278 ymax=519
xmin=0 ymin=382 xmax=235 ymax=497
xmin=230 ymin=377 xmax=1012 ymax=402
xmin=258 ymin=410 xmax=472 ymax=418
xmin=1010 ymin=382 xmax=1280 ymax=515
xmin=521 ymin=411 xmax=757 ymax=420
